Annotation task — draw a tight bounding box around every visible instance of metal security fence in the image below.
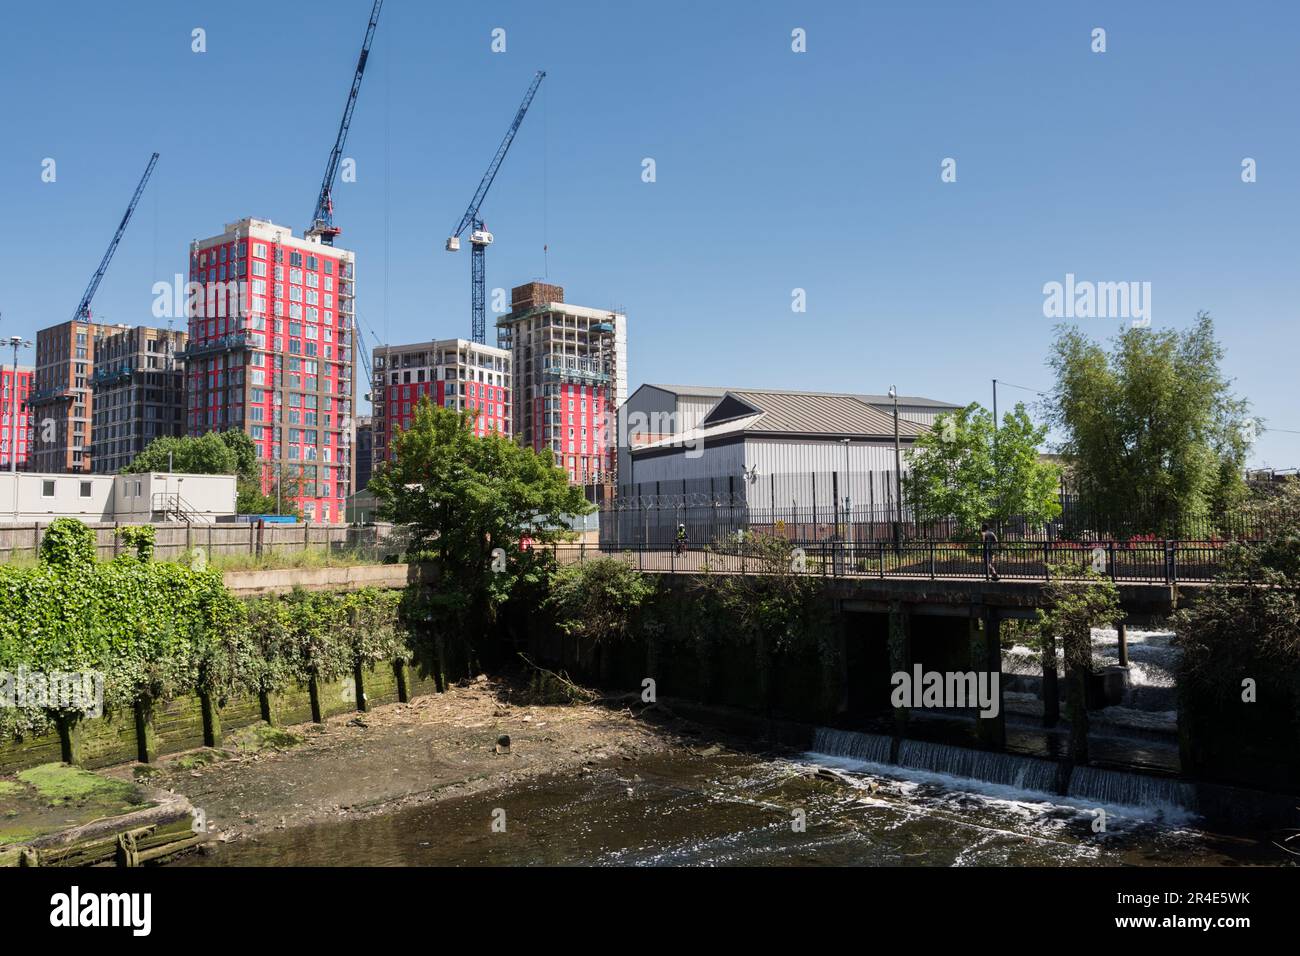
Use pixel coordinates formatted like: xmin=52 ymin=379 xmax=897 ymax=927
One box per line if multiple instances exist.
xmin=604 ymin=471 xmax=1260 ymax=547
xmin=551 ymin=539 xmax=1227 ymax=585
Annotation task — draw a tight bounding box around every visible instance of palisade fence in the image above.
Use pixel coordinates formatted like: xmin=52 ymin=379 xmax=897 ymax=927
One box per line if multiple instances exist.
xmin=602 ymin=471 xmax=1260 ymax=547
xmin=0 ymin=521 xmax=410 ymax=565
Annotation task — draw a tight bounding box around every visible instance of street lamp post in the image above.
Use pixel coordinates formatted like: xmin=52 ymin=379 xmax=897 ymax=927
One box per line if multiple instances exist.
xmin=889 ymin=385 xmax=902 ymax=550
xmin=7 ymin=336 xmax=32 ymax=474
xmin=840 ymin=437 xmax=851 ymax=545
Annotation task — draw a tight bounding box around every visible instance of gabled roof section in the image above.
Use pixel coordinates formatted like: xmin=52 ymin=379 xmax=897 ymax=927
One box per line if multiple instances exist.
xmin=644 ymin=384 xmax=731 ymax=398
xmin=701 ymin=393 xmax=764 ymax=426
xmin=710 ymin=389 xmax=928 ymax=440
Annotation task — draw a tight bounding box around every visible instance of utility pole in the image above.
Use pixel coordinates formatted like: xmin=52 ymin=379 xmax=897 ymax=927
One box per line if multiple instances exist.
xmin=841 ymin=436 xmax=851 ymax=524
xmin=992 ymin=378 xmax=999 ymax=533
xmin=7 ymin=336 xmax=31 ymax=474
xmin=889 ymin=385 xmax=902 ymax=550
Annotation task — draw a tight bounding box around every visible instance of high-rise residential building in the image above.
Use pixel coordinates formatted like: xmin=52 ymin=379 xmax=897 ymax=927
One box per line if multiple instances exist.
xmin=371 ymin=338 xmax=510 ymax=468
xmin=28 ymin=319 xmax=102 ymax=473
xmin=184 ymin=218 xmax=356 ymax=524
xmin=90 ymin=325 xmax=188 ymax=474
xmin=353 ymin=415 xmax=373 ymax=491
xmin=0 ymin=365 xmax=35 ymax=471
xmin=496 ymin=283 xmax=626 ymax=485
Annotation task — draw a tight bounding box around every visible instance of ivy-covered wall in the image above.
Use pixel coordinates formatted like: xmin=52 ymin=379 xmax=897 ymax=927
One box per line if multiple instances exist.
xmin=0 ymin=525 xmax=426 ymax=772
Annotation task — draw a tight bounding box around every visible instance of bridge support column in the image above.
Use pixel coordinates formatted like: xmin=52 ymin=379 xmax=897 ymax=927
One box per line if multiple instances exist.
xmin=820 ymin=603 xmax=848 ymax=720
xmin=972 ymin=607 xmax=1005 ymax=750
xmin=888 ymin=602 xmax=911 ymax=743
xmin=1116 ymin=621 xmax=1129 ymax=667
xmin=1041 ymin=626 xmax=1060 ymax=728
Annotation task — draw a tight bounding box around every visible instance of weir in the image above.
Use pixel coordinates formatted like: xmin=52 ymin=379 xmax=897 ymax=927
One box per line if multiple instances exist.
xmin=896 ymin=740 xmax=1061 ymax=793
xmin=810 ymin=727 xmax=892 ymax=764
xmin=807 ymin=726 xmax=1206 ymax=817
xmin=1067 ymin=765 xmax=1197 ymax=814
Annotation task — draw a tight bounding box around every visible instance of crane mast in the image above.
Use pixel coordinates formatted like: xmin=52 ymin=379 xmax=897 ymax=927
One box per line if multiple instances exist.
xmin=307 ymin=0 xmax=383 ymax=245
xmin=71 ymin=152 xmax=159 ymax=322
xmin=447 ymin=70 xmax=546 ymax=344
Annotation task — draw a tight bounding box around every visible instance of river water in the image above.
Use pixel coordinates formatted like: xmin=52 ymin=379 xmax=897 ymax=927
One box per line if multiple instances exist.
xmin=175 ymin=744 xmax=1279 ymax=867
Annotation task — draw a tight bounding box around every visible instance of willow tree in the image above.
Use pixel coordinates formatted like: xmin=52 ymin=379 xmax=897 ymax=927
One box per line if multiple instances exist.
xmin=1046 ymin=313 xmax=1253 ymax=534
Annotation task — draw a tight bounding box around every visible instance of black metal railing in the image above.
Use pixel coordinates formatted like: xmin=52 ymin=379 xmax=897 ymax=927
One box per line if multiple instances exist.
xmin=546 ymin=539 xmax=1227 ymax=585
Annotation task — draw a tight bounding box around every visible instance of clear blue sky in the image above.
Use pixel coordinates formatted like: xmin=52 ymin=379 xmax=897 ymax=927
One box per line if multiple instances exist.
xmin=1 ymin=0 xmax=1297 ymax=466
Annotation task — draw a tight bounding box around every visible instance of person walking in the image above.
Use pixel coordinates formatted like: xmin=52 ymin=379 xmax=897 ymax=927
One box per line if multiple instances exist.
xmin=981 ymin=523 xmax=1000 ymax=581
xmin=675 ymin=522 xmax=689 ymax=555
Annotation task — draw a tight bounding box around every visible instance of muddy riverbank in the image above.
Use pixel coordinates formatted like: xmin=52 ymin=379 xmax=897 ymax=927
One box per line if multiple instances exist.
xmin=102 ymin=677 xmax=679 ymax=847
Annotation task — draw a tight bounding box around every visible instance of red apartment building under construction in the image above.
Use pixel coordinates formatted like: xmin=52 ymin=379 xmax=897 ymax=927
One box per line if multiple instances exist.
xmin=185 ymin=217 xmax=357 ymax=523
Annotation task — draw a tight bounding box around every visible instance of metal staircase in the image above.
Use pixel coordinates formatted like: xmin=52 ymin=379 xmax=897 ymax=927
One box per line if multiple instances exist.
xmin=151 ymin=492 xmax=208 ymax=524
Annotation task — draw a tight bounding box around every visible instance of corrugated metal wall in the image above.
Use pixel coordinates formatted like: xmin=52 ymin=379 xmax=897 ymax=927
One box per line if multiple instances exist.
xmin=625 ymin=439 xmax=746 ymax=487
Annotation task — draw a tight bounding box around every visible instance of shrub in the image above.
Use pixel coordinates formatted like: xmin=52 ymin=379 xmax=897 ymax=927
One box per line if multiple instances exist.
xmin=39 ymin=518 xmax=97 ymax=568
xmin=115 ymin=525 xmax=156 ymax=561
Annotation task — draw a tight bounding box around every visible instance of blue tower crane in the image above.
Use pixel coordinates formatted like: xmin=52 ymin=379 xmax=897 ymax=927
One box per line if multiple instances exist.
xmin=447 ymin=70 xmax=546 ymax=344
xmin=71 ymin=152 xmax=159 ymax=322
xmin=307 ymin=0 xmax=383 ymax=246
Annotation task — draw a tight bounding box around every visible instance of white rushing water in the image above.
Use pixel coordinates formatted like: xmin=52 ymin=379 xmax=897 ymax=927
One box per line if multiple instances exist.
xmin=804 ymin=727 xmax=1200 ymax=827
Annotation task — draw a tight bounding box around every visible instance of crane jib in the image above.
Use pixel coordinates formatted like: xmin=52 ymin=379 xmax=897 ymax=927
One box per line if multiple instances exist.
xmin=72 ymin=152 xmax=158 ymax=323
xmin=307 ymin=0 xmax=382 ymax=238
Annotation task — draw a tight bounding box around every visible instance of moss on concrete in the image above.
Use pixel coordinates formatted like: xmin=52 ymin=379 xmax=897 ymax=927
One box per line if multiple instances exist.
xmin=15 ymin=763 xmax=141 ymax=806
xmin=226 ymin=723 xmax=302 ymax=753
xmin=0 ymin=763 xmax=150 ymax=846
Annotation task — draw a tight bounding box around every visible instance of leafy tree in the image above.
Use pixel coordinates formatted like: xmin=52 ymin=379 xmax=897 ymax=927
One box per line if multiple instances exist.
xmin=122 ymin=431 xmax=236 ymax=476
xmin=369 ymin=399 xmax=592 ymax=654
xmin=903 ymin=402 xmax=1061 ymax=537
xmin=1047 ymin=313 xmax=1253 ymax=534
